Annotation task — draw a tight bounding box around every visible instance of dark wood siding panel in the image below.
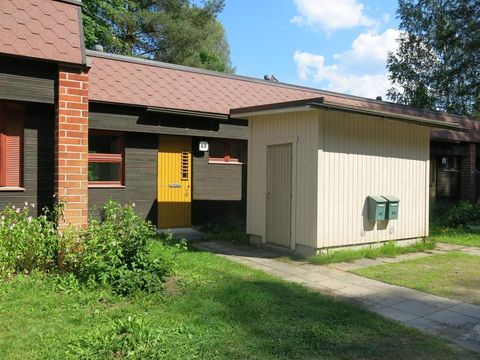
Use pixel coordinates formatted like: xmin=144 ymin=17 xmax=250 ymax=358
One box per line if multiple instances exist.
xmin=89 ymin=133 xmax=158 ymax=224
xmin=0 ymin=73 xmax=54 ymax=104
xmin=89 ymin=109 xmax=248 ymax=140
xmin=0 ymin=57 xmax=56 ymax=104
xmin=88 ymin=189 xmax=127 ymax=220
xmin=192 ymin=147 xmax=246 ymax=201
xmin=0 ymin=103 xmax=54 ymax=214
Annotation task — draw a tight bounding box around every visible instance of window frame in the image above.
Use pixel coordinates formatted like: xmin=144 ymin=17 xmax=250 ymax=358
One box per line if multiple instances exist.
xmin=439 ymin=155 xmax=459 ymax=172
xmin=208 ymin=139 xmax=246 ymax=165
xmin=88 ymin=130 xmax=125 ymax=188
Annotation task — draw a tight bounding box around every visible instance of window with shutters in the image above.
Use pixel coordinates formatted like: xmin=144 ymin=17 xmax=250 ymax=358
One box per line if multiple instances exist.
xmin=0 ymin=102 xmax=24 ymax=189
xmin=88 ymin=130 xmax=125 ymax=187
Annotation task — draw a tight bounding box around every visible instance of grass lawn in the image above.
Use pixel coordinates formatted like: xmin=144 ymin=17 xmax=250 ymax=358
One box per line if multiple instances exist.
xmin=429 ymin=227 xmax=480 ymax=247
xmin=354 ymin=252 xmax=480 ymax=305
xmin=0 ymin=244 xmax=475 ymax=359
xmin=308 ymin=240 xmax=435 ymax=265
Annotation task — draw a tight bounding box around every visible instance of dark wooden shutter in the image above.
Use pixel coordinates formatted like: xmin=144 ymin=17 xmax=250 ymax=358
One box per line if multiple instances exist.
xmin=0 ymin=102 xmax=24 ymax=187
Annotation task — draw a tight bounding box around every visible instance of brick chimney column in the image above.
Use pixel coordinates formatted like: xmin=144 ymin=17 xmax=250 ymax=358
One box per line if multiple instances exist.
xmin=55 ymin=66 xmax=89 ymax=228
xmin=460 ymin=143 xmax=477 ymax=202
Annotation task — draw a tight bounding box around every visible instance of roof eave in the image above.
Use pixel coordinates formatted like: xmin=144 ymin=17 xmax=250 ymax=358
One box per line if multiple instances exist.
xmin=230 ymin=98 xmax=467 ymax=132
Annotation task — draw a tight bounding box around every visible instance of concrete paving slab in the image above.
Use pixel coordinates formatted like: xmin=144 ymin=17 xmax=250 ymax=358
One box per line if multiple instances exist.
xmin=336 ymin=284 xmax=380 ymax=298
xmin=316 ymin=278 xmax=350 ymax=291
xmin=328 ymin=262 xmax=364 ymax=271
xmin=436 ymin=243 xmax=466 ymax=251
xmin=363 ymin=294 xmax=409 ymax=307
xmin=391 ymin=299 xmax=443 ymax=317
xmin=449 ymin=303 xmax=480 ymax=320
xmin=426 ymin=309 xmax=479 ymax=327
xmin=352 ymin=258 xmax=383 ymax=267
xmin=367 ymin=304 xmax=418 ymax=322
xmin=296 ymin=271 xmax=334 ymax=283
xmin=405 ymin=316 xmax=442 ymax=333
xmin=418 ymin=294 xmax=462 ymax=309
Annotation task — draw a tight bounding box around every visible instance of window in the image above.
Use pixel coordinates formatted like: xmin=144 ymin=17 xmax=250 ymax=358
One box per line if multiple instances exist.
xmin=0 ymin=102 xmax=24 ymax=188
xmin=208 ymin=139 xmax=246 ymax=164
xmin=88 ymin=131 xmax=124 ymax=186
xmin=439 ymin=156 xmax=459 ymax=171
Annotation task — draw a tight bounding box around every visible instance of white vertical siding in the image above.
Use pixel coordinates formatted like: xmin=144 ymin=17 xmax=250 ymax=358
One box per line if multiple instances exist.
xmin=247 ymin=111 xmax=319 ymax=249
xmin=317 ymin=110 xmax=430 ymax=249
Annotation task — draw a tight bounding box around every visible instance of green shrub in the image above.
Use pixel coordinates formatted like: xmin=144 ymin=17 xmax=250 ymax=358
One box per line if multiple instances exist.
xmin=0 ymin=203 xmax=59 ymax=276
xmin=67 ymin=316 xmax=165 ymax=359
xmin=76 ymin=200 xmax=171 ymax=295
xmin=444 ymin=201 xmax=480 ymax=228
xmin=0 ymin=199 xmax=173 ymax=296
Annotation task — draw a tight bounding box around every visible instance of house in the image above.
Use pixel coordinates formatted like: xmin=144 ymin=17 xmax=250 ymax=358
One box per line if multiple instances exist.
xmin=0 ymin=0 xmax=318 ymax=228
xmin=0 ymin=0 xmax=474 ymax=246
xmin=231 ymin=99 xmax=464 ymax=256
xmin=430 ymin=120 xmax=479 ymax=202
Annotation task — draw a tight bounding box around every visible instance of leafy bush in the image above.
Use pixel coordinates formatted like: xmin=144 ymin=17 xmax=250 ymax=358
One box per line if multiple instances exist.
xmin=0 ymin=203 xmax=59 ymax=276
xmin=444 ymin=201 xmax=480 ymax=228
xmin=75 ymin=200 xmax=171 ymax=295
xmin=0 ymin=200 xmax=173 ymax=296
xmin=430 ymin=200 xmax=455 ymax=227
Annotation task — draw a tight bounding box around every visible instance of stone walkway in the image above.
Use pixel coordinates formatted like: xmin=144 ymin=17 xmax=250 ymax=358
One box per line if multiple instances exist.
xmin=196 ymin=241 xmax=480 ymax=353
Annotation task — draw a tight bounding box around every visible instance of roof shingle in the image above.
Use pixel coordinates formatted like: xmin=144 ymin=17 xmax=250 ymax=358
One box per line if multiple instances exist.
xmin=88 ymin=52 xmax=475 ymax=129
xmin=0 ymin=0 xmax=84 ymax=65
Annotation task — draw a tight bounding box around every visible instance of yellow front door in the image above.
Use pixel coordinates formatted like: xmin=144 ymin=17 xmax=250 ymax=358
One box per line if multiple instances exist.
xmin=157 ymin=136 xmax=192 ymax=228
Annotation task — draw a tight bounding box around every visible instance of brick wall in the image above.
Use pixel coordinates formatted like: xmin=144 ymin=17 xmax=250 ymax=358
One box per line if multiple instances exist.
xmin=460 ymin=143 xmax=477 ymax=201
xmin=55 ymin=66 xmax=89 ymax=228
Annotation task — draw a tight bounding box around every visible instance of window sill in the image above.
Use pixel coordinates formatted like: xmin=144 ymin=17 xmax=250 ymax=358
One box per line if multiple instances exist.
xmin=208 ymin=160 xmax=244 ymax=165
xmin=88 ymin=184 xmax=126 ymax=189
xmin=0 ymin=187 xmax=25 ymax=192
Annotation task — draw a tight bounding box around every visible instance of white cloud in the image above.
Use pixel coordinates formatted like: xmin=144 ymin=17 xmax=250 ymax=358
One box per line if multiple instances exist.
xmin=293 ymin=28 xmax=401 ymax=98
xmin=291 ymin=0 xmax=376 ymax=31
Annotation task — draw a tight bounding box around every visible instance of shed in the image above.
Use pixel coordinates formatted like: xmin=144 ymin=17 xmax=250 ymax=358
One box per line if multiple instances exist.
xmin=231 ymin=98 xmax=466 ymax=256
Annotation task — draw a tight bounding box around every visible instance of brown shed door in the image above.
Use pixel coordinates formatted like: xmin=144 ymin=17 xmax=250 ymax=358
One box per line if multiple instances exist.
xmin=266 ymin=143 xmax=292 ymax=248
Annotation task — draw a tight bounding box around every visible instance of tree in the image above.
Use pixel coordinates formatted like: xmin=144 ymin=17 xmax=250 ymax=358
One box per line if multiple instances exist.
xmin=387 ymin=0 xmax=480 ymax=116
xmin=82 ymin=0 xmax=234 ymax=73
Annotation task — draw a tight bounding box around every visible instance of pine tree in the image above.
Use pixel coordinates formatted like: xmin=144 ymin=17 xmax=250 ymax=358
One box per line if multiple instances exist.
xmin=82 ymin=0 xmax=234 ymax=73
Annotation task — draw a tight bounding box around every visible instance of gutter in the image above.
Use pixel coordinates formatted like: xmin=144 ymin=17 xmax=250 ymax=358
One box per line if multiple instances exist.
xmin=230 ymin=97 xmax=468 ymax=132
xmin=146 ymin=106 xmax=229 ymax=120
xmin=312 ymin=100 xmax=468 ymax=132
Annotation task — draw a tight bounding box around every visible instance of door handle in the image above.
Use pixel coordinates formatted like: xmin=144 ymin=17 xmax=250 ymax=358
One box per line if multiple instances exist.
xmin=266 ymin=192 xmax=271 ymax=200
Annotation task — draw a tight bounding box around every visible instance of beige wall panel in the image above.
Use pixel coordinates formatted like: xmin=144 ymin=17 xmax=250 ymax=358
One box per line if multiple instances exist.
xmin=247 ymin=111 xmax=319 ymax=249
xmin=317 ymin=110 xmax=430 ymax=248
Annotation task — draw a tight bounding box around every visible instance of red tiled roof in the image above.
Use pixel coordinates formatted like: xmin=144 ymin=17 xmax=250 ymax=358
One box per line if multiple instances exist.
xmin=0 ymin=0 xmax=84 ymax=65
xmin=432 ymin=118 xmax=480 ymax=143
xmin=88 ymin=52 xmax=475 ymax=129
xmin=88 ymin=54 xmax=320 ymax=114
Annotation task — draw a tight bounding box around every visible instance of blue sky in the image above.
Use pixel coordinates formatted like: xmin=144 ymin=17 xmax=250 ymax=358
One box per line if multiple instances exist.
xmin=218 ymin=0 xmax=401 ymax=99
